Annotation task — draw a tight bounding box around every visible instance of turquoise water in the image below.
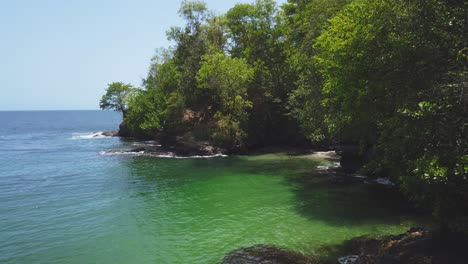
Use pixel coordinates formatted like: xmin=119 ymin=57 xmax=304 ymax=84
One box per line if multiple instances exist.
xmin=0 ymin=111 xmax=420 ymax=263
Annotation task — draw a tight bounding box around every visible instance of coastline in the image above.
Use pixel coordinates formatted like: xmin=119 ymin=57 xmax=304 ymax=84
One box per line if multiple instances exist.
xmin=222 ymin=228 xmax=468 ymax=264
xmin=102 ymin=130 xmax=468 ymax=263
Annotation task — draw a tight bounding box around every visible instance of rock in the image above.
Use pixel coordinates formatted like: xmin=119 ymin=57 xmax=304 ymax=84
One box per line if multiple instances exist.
xmin=158 ymin=132 xmax=225 ymax=157
xmin=340 ymin=154 xmax=365 ymax=173
xmin=335 ymin=144 xmax=375 ymax=173
xmin=102 ymin=131 xmax=119 ymax=137
xmin=338 ymin=255 xmax=359 ymax=264
xmin=117 ymin=122 xmax=132 ymax=137
xmin=129 ymin=147 xmax=146 ymax=153
xmin=222 ymin=245 xmax=320 ymax=264
xmin=339 ymin=228 xmax=468 ymax=264
xmin=374 ymin=178 xmax=395 ymax=186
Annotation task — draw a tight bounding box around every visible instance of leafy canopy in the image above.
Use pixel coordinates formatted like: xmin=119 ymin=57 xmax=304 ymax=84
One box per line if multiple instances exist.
xmin=99 ymin=82 xmax=136 ymax=118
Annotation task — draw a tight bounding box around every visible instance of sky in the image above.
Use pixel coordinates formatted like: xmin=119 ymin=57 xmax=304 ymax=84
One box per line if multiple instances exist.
xmin=0 ymin=0 xmax=286 ymax=110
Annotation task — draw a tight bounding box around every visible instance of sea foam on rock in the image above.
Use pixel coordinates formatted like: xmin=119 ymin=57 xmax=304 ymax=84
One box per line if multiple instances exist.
xmin=72 ymin=132 xmax=116 ymax=139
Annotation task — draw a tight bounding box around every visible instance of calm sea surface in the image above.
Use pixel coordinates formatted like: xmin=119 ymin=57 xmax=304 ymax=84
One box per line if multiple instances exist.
xmin=0 ymin=111 xmax=421 ymax=263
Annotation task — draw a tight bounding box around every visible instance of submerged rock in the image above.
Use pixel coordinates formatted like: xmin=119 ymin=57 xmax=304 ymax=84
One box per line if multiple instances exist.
xmin=222 ymin=245 xmax=320 ymax=264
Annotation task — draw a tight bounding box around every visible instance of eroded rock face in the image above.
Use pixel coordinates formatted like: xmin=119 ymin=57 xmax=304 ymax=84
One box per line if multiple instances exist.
xmin=222 ymin=245 xmax=319 ymax=264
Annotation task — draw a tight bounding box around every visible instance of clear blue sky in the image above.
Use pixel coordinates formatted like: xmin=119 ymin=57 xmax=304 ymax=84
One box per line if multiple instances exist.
xmin=0 ymin=0 xmax=285 ymax=110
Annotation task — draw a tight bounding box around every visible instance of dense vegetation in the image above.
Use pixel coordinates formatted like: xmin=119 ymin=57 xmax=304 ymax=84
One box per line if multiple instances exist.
xmin=101 ymin=0 xmax=467 ymax=234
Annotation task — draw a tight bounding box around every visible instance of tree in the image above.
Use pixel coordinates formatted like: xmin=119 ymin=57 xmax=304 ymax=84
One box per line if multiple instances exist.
xmin=314 ymin=0 xmax=468 ymax=233
xmin=284 ymin=0 xmax=350 ymax=143
xmin=197 ymin=52 xmax=253 ymax=147
xmin=99 ymin=82 xmax=135 ymax=118
xmin=167 ymin=0 xmax=211 ymax=108
xmin=226 ymin=0 xmax=300 ymax=146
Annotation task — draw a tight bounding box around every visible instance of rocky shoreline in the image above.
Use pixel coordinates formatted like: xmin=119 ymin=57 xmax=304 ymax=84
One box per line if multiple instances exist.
xmin=102 ymin=129 xmax=227 ymax=157
xmin=103 ymin=130 xmax=468 ymax=263
xmin=221 ymin=228 xmax=468 ymax=264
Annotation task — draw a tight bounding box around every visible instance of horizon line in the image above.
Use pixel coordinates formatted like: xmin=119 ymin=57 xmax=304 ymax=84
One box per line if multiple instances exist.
xmin=0 ymin=109 xmax=104 ymax=112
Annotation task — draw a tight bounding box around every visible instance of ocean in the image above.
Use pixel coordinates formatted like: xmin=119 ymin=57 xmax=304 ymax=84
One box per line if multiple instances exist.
xmin=0 ymin=110 xmax=419 ymax=263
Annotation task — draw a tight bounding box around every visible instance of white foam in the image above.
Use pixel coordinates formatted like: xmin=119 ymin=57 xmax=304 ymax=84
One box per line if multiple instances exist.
xmin=150 ymin=153 xmax=228 ymax=159
xmin=176 ymin=154 xmax=228 ymax=159
xmin=99 ymin=150 xmax=227 ymax=159
xmin=338 ymin=255 xmax=359 ymax=264
xmin=99 ymin=150 xmax=145 ymax=156
xmin=375 ymin=178 xmax=395 ymax=186
xmin=313 ymin=151 xmax=336 ymax=155
xmin=72 ymin=132 xmax=112 ymax=139
xmin=316 ymin=161 xmax=341 ymax=170
xmin=353 ymin=175 xmax=368 ymax=179
xmin=131 ymin=142 xmax=162 ymax=147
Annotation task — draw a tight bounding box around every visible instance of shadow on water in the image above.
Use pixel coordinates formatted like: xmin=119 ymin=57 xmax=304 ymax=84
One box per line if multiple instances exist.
xmin=286 ymin=170 xmax=418 ymax=226
xmin=121 ymin=154 xmax=421 ymax=227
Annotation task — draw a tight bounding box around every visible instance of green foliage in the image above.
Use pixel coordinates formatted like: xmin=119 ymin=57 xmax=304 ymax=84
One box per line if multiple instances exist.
xmin=314 ymin=0 xmax=468 ymax=233
xmin=99 ymin=82 xmax=136 ymax=118
xmin=167 ymin=0 xmax=211 ymax=108
xmin=226 ymin=0 xmax=301 ymax=146
xmin=197 ymin=53 xmax=253 ymax=147
xmin=284 ymin=0 xmax=351 ymax=143
xmin=124 ymin=90 xmax=161 ymax=137
xmin=101 ymin=0 xmax=468 ymax=233
xmin=123 ymin=48 xmax=185 ymax=138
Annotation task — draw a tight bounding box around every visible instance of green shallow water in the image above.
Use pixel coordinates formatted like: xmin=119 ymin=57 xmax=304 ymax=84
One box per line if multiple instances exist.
xmin=83 ymin=154 xmax=418 ymax=263
xmin=0 ymin=111 xmax=423 ymax=264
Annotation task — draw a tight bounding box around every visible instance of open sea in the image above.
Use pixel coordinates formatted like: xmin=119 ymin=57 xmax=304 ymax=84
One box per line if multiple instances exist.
xmin=0 ymin=110 xmax=421 ymax=263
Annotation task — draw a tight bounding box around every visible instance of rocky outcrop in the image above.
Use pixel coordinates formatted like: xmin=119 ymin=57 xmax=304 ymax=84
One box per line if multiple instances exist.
xmin=222 ymin=245 xmax=321 ymax=264
xmin=341 ymin=228 xmax=468 ymax=264
xmin=102 ymin=136 xmax=226 ymax=158
xmin=335 ymin=144 xmax=375 ymax=173
xmin=101 ymin=131 xmax=119 ymax=137
xmin=117 ymin=121 xmax=132 ymax=137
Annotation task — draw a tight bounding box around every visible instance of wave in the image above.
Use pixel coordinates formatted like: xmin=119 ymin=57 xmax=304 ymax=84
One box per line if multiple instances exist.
xmin=71 ymin=132 xmax=112 ymax=140
xmin=98 ymin=150 xmax=145 ymax=156
xmin=167 ymin=153 xmax=228 ymax=159
xmin=316 ymin=161 xmax=341 ymax=170
xmin=99 ymin=150 xmax=227 ymax=159
xmin=131 ymin=141 xmax=161 ymax=147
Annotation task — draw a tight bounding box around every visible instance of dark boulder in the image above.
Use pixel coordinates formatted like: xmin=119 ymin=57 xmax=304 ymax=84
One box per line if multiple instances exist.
xmin=129 ymin=147 xmax=146 ymax=153
xmin=117 ymin=122 xmax=132 ymax=137
xmin=335 ymin=144 xmax=374 ymax=173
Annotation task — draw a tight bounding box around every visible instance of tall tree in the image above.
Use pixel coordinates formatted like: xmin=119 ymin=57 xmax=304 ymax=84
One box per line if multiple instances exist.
xmin=99 ymin=82 xmax=135 ymax=118
xmin=226 ymin=0 xmax=299 ymax=146
xmin=167 ymin=0 xmax=211 ymax=108
xmin=314 ymin=0 xmax=468 ymax=233
xmin=197 ymin=53 xmax=254 ymax=147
